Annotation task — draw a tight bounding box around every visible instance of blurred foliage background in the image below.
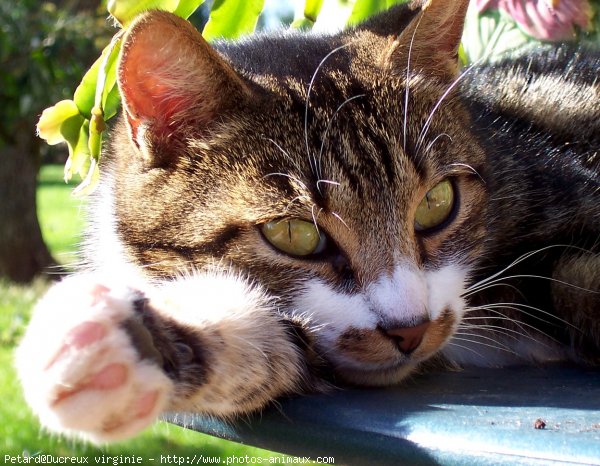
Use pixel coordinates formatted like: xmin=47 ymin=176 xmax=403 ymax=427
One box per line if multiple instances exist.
xmin=0 ymin=0 xmax=112 ymax=162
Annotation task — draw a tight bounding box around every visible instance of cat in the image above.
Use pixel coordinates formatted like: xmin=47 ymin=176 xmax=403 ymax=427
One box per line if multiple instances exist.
xmin=16 ymin=0 xmax=599 ymax=443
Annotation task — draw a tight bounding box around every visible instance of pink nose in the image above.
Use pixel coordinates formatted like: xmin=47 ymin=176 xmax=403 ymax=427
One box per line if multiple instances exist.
xmin=384 ymin=321 xmax=431 ymax=354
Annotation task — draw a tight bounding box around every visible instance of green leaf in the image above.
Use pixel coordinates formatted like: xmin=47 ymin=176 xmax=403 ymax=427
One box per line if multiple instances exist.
xmin=291 ymin=17 xmax=315 ymax=30
xmin=174 ymin=0 xmax=207 ymax=19
xmin=73 ymin=55 xmax=100 ymax=119
xmin=347 ymin=0 xmax=408 ymax=26
xmin=59 ymin=114 xmax=85 ymax=152
xmin=68 ymin=32 xmax=122 ymax=190
xmin=107 ymin=0 xmax=202 ymax=25
xmin=100 ymin=39 xmax=122 ymax=112
xmin=386 ymin=0 xmax=410 ymax=7
xmin=458 ymin=42 xmax=467 ymax=67
xmin=347 ymin=0 xmax=387 ymax=26
xmin=37 ymin=100 xmax=81 ymax=145
xmin=103 ymin=85 xmax=122 ymax=121
xmin=291 ymin=0 xmax=324 ymax=29
xmin=72 ymin=157 xmax=101 ymax=197
xmin=202 ymin=0 xmax=265 ymax=41
xmin=62 ymin=117 xmax=90 ymax=182
xmin=89 ymin=108 xmax=105 ymax=160
xmin=73 ymin=40 xmax=119 ymax=119
xmin=107 ymin=0 xmax=179 ymax=26
xmin=303 ymin=0 xmax=324 ymax=23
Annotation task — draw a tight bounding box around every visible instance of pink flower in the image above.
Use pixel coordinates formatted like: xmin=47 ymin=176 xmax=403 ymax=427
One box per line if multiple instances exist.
xmin=476 ymin=0 xmax=592 ymax=41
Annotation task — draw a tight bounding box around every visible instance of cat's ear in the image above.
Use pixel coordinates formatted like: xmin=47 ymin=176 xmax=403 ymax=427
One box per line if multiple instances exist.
xmin=117 ymin=10 xmax=250 ymax=162
xmin=380 ymin=0 xmax=470 ymax=80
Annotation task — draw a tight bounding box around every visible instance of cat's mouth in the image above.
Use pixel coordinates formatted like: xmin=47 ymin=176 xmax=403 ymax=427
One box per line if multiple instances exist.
xmin=331 ymin=309 xmax=455 ymax=384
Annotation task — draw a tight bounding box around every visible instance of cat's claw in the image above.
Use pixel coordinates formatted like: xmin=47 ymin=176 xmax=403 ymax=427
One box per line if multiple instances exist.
xmin=16 ymin=275 xmax=173 ymax=443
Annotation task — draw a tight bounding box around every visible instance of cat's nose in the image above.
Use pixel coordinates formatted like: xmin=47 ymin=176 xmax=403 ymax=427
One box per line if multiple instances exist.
xmin=383 ymin=321 xmax=431 ymax=354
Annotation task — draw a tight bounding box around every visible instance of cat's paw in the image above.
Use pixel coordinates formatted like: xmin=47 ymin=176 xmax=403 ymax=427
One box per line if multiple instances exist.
xmin=16 ymin=275 xmax=173 ymax=443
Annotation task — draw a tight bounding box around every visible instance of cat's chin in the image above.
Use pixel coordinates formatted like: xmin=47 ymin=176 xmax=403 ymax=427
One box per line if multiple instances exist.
xmin=333 ymin=346 xmax=460 ymax=386
xmin=324 ymin=309 xmax=458 ymax=386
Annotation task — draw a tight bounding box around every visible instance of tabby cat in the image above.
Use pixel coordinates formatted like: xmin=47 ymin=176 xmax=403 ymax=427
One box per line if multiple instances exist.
xmin=17 ymin=0 xmax=600 ymax=443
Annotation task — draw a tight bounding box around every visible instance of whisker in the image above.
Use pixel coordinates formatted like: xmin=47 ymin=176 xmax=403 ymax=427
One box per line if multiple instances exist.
xmin=316 ymin=179 xmax=341 ymax=192
xmin=415 ymin=56 xmax=486 ymax=155
xmin=317 ymin=93 xmax=365 ymax=191
xmin=489 ymin=195 xmax=523 ymax=202
xmin=463 ymin=281 xmax=523 ymax=298
xmin=460 ymin=313 xmax=566 ymax=350
xmin=449 ymin=162 xmax=485 ymax=184
xmin=450 ymin=335 xmax=519 ymax=356
xmin=331 ymin=211 xmax=350 ymax=231
xmin=458 ymin=322 xmax=523 ymax=340
xmin=446 ymin=341 xmax=485 ymax=359
xmin=263 ymin=172 xmax=309 ymax=192
xmin=424 ymin=133 xmax=452 ymax=154
xmin=305 ymin=42 xmax=353 ymax=177
xmin=284 ymin=195 xmax=312 ymax=215
xmin=403 ymin=12 xmax=424 ymax=153
xmin=466 ymin=302 xmax=581 ymax=332
xmin=262 ymin=136 xmax=298 ymax=168
xmin=461 ymin=322 xmax=562 ymax=351
xmin=470 ymin=273 xmax=600 ymax=297
xmin=311 ymin=205 xmax=324 ymax=234
xmin=458 ymin=321 xmax=546 ymax=346
xmin=462 ymin=313 xmax=537 ymax=334
xmin=465 ymin=244 xmax=596 ymax=293
xmin=453 ymin=331 xmax=513 ymax=351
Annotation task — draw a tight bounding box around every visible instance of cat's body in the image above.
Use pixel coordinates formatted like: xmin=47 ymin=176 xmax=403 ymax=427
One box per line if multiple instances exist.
xmin=17 ymin=0 xmax=599 ymax=443
xmin=459 ymin=46 xmax=600 ymax=364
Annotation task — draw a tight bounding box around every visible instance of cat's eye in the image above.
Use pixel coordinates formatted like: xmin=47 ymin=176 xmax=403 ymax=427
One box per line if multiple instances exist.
xmin=414 ymin=179 xmax=455 ymax=232
xmin=261 ymin=219 xmax=326 ymax=257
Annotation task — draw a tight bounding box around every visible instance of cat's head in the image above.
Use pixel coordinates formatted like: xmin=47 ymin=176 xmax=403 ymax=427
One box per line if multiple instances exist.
xmin=103 ymin=0 xmax=487 ymax=384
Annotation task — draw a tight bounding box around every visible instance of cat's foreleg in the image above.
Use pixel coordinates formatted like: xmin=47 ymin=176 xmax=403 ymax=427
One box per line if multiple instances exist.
xmin=16 ymin=271 xmax=308 ymax=443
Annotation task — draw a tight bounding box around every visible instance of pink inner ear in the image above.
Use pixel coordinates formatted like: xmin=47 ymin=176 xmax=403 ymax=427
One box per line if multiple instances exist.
xmin=119 ymin=27 xmax=190 ymax=138
xmin=118 ymin=12 xmax=250 ymax=145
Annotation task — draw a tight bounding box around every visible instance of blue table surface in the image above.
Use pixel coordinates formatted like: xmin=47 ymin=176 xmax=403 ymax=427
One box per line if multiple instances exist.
xmin=165 ymin=367 xmax=600 ymax=465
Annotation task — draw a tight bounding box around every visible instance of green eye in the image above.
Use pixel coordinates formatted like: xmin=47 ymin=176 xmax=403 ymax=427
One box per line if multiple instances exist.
xmin=414 ymin=179 xmax=455 ymax=232
xmin=261 ymin=219 xmax=326 ymax=256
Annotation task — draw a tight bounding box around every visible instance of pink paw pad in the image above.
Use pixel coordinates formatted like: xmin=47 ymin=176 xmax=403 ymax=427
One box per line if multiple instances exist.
xmin=51 ymin=363 xmax=129 ymax=406
xmin=66 ymin=321 xmax=107 ymax=349
xmin=89 ymin=363 xmax=128 ymax=390
xmin=46 ymin=321 xmax=107 ymax=370
xmin=134 ymin=390 xmax=160 ymax=418
xmin=89 ymin=284 xmax=111 ymax=306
